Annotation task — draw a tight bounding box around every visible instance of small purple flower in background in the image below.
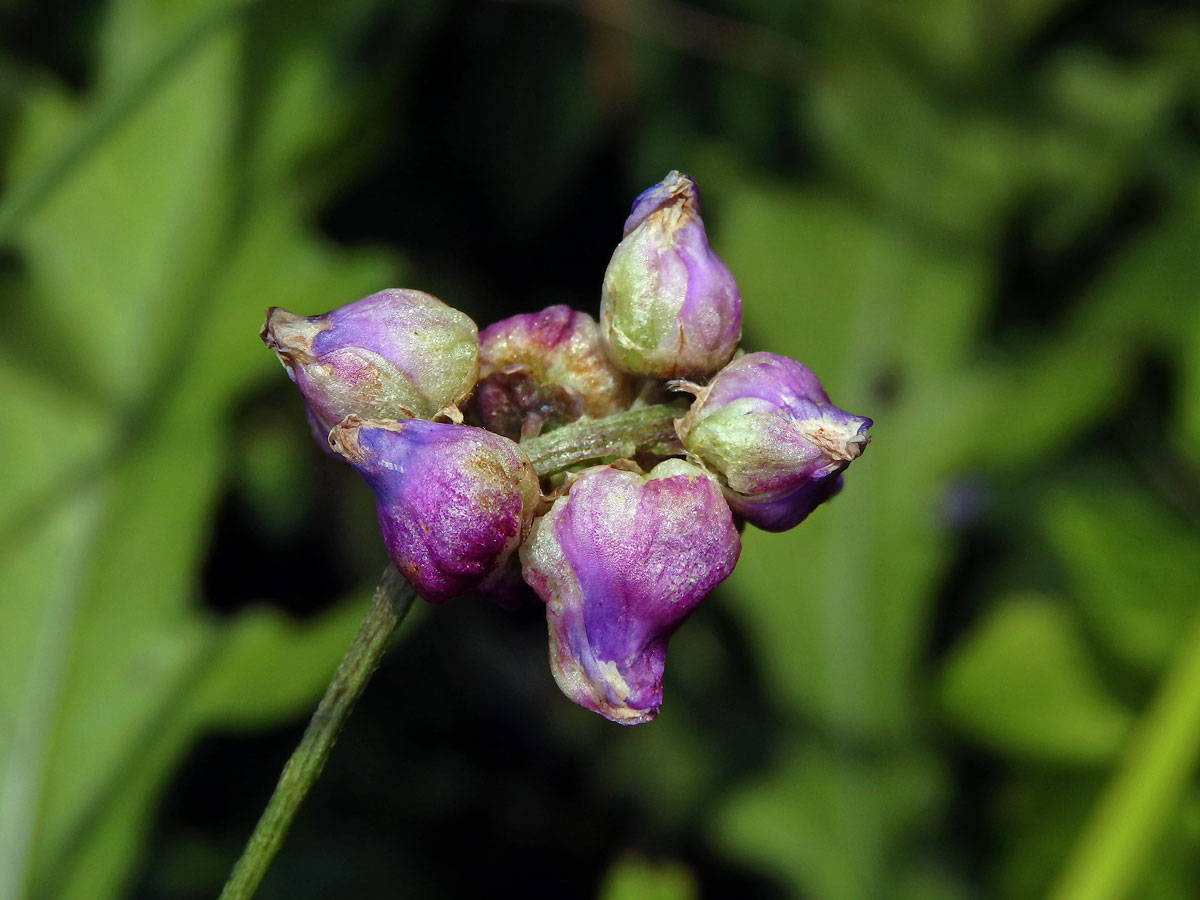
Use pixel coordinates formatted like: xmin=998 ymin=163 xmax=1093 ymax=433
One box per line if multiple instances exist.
xmin=329 ymin=416 xmax=540 ymax=603
xmin=600 ymin=171 xmax=742 ymax=379
xmin=261 ymin=288 xmax=479 ymax=444
xmin=520 ymin=460 xmax=741 ymax=724
xmin=676 ymin=351 xmax=872 ymax=532
xmin=471 ymin=304 xmax=632 ymax=440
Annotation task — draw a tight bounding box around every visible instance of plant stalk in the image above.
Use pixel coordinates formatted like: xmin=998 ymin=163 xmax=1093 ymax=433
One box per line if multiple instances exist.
xmin=519 ymin=401 xmax=687 ymax=475
xmin=217 ymin=568 xmax=415 ymax=900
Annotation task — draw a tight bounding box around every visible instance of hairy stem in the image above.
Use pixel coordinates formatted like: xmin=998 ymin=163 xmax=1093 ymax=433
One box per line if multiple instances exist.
xmin=218 ymin=568 xmax=415 ymax=900
xmin=520 ymin=401 xmax=688 ymax=475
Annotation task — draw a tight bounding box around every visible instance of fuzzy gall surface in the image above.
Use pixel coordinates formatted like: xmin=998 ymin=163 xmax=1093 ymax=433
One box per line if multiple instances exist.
xmin=678 ymin=351 xmax=871 ymax=531
xmin=331 ymin=417 xmax=539 ymax=603
xmin=600 ymin=172 xmax=742 ymax=380
xmin=520 ymin=460 xmax=740 ymax=724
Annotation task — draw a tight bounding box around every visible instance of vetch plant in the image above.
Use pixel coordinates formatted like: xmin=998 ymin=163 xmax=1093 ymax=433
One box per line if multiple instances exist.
xmin=219 ymin=171 xmax=872 ymax=899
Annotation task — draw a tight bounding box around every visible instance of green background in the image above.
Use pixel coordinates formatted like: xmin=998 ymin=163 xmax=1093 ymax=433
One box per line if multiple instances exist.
xmin=2 ymin=0 xmax=1199 ymax=897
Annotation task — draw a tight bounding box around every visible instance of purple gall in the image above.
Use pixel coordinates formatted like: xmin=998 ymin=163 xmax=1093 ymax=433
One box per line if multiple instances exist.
xmin=676 ymin=352 xmax=871 ymax=532
xmin=472 ymin=305 xmax=632 ymax=440
xmin=520 ymin=459 xmax=741 ymax=724
xmin=261 ymin=289 xmax=480 ymax=444
xmin=600 ymin=171 xmax=742 ymax=379
xmin=329 ymin=417 xmax=540 ymax=603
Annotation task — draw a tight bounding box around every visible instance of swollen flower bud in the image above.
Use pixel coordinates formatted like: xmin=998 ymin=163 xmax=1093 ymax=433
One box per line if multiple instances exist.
xmin=471 ymin=305 xmax=632 ymax=440
xmin=520 ymin=459 xmax=740 ymax=725
xmin=329 ymin=417 xmax=539 ymax=603
xmin=261 ymin=289 xmax=479 ymax=442
xmin=677 ymin=352 xmax=871 ymax=532
xmin=600 ymin=171 xmax=742 ymax=379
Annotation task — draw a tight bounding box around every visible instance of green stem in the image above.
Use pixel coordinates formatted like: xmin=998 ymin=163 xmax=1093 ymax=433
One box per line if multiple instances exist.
xmin=1048 ymin=607 xmax=1200 ymax=900
xmin=519 ymin=401 xmax=688 ymax=475
xmin=217 ymin=568 xmax=415 ymax=900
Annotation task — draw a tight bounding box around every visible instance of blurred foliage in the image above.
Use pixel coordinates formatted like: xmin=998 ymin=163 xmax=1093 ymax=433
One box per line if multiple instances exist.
xmin=598 ymin=855 xmax=697 ymax=900
xmin=1 ymin=0 xmax=1199 ymax=899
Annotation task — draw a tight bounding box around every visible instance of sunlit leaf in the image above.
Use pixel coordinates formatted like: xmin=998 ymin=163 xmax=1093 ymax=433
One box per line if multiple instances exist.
xmin=715 ymin=741 xmax=948 ymax=900
xmin=938 ymin=594 xmax=1132 ymax=763
xmin=0 ymin=1 xmax=403 ymax=898
xmin=597 ymin=855 xmax=697 ymax=900
xmin=1043 ymin=484 xmax=1200 ymax=672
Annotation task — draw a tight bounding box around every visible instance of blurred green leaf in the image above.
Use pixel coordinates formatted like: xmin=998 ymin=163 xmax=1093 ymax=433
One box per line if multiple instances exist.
xmin=993 ymin=772 xmax=1103 ymax=900
xmin=715 ymin=741 xmax=947 ymax=900
xmin=1076 ymin=193 xmax=1200 ymax=348
xmin=995 ymin=775 xmax=1200 ymax=900
xmin=704 ymin=166 xmax=985 ymax=899
xmin=0 ymin=348 xmax=112 ymax=531
xmin=707 ymin=166 xmax=988 ymax=738
xmin=597 ymin=855 xmax=697 ymax=900
xmin=595 ymin=702 xmax=715 ymax=832
xmin=190 ymin=601 xmax=374 ymax=728
xmin=875 ymin=0 xmax=986 ymax=75
xmin=0 ymin=1 xmax=402 ymax=898
xmin=939 ymin=593 xmax=1132 ymax=763
xmin=6 ymin=18 xmax=235 ymax=407
xmin=1030 ymin=49 xmax=1190 ymax=249
xmin=1043 ymin=484 xmax=1200 ymax=672
xmin=804 ymin=53 xmax=1021 ymax=241
xmin=956 ymin=332 xmax=1131 ymax=471
xmin=1182 ymin=290 xmax=1200 ymax=458
xmin=877 ymin=0 xmax=1071 ymax=66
